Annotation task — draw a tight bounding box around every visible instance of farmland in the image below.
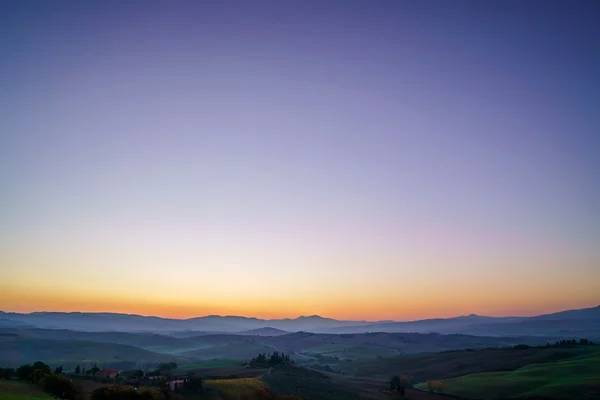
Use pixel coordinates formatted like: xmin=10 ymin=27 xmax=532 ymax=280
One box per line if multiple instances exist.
xmin=415 ymin=350 xmax=600 ymax=400
xmin=261 ymin=364 xmax=361 ymax=400
xmin=334 ymin=346 xmax=593 ymax=381
xmin=204 ymin=378 xmax=269 ymax=400
xmin=177 ymin=359 xmax=244 ymax=371
xmin=0 ymin=381 xmax=51 ymax=400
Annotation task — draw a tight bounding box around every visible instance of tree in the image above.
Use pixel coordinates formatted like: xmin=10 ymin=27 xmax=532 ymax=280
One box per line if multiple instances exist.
xmin=41 ymin=374 xmax=77 ymax=399
xmin=0 ymin=368 xmax=15 ymax=380
xmin=390 ymin=375 xmax=406 ymax=396
xmin=75 ymin=365 xmax=81 ymax=374
xmin=157 ymin=362 xmax=177 ymax=372
xmin=90 ymin=385 xmax=165 ymax=400
xmin=90 ymin=364 xmax=100 ymax=376
xmin=17 ymin=364 xmax=34 ymax=381
xmin=399 ymin=375 xmax=412 ymax=389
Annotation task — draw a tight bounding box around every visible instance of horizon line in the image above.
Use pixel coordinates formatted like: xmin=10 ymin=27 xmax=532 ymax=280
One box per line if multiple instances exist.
xmin=2 ymin=304 xmax=598 ymax=323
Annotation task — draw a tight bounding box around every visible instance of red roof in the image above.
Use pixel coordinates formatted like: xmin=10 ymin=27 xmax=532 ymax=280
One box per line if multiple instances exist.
xmin=97 ymin=368 xmax=118 ymax=377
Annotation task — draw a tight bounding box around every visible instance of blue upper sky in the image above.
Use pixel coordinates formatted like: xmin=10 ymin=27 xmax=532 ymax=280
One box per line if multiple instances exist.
xmin=1 ymin=1 xmax=599 ymax=319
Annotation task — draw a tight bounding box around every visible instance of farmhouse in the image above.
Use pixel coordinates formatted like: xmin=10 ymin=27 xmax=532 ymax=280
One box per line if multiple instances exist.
xmin=97 ymin=368 xmax=118 ymax=378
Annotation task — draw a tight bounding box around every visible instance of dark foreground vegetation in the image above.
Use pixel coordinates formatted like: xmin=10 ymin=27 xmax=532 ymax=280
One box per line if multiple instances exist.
xmin=1 ymin=338 xmax=598 ymax=400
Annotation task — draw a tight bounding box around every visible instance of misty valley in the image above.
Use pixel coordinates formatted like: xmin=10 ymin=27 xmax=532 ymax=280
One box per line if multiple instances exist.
xmin=1 ymin=307 xmax=599 ymax=400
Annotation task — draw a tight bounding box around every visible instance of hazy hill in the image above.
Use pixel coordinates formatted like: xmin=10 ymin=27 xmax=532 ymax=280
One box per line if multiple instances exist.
xmin=1 ymin=305 xmax=598 ymax=338
xmin=0 ymin=334 xmax=186 ymax=367
xmin=0 ymin=327 xmax=555 ymax=366
xmin=330 ymin=306 xmax=600 ymax=338
xmin=234 ymin=327 xmax=290 ymax=336
xmin=0 ymin=312 xmax=372 ymax=333
xmin=329 ymin=314 xmax=523 ymax=334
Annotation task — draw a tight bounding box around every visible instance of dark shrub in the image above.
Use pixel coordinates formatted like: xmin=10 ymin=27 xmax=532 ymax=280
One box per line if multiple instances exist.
xmin=42 ymin=374 xmax=77 ymax=399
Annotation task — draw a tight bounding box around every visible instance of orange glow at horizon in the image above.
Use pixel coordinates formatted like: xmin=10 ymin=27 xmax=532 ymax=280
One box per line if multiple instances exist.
xmin=1 ymin=282 xmax=598 ymax=322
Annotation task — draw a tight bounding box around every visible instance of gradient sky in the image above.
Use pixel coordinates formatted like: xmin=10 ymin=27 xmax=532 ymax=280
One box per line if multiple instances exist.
xmin=1 ymin=1 xmax=599 ymax=321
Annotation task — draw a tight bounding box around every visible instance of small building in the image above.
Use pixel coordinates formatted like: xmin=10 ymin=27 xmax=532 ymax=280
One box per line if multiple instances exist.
xmin=169 ymin=379 xmax=185 ymax=391
xmin=97 ymin=368 xmax=118 ymax=378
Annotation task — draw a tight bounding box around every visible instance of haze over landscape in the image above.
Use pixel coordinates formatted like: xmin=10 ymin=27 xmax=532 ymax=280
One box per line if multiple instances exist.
xmin=2 ymin=1 xmax=599 ymax=320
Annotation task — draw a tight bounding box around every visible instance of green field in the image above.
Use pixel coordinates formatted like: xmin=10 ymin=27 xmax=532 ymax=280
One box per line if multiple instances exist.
xmin=0 ymin=381 xmax=51 ymax=400
xmin=415 ymin=350 xmax=600 ymax=400
xmin=204 ymin=378 xmax=268 ymax=400
xmin=261 ymin=364 xmax=360 ymax=400
xmin=177 ymin=359 xmax=244 ymax=370
xmin=336 ymin=346 xmax=592 ymax=381
xmin=302 ymin=344 xmax=396 ymax=360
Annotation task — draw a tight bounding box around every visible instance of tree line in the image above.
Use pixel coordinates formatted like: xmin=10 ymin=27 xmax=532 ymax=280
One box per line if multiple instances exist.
xmin=249 ymin=352 xmax=292 ymax=368
xmin=513 ymin=338 xmax=596 ymax=350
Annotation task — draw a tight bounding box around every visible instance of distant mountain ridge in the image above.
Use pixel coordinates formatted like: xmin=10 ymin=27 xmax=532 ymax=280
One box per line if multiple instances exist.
xmin=1 ymin=305 xmax=599 ymax=339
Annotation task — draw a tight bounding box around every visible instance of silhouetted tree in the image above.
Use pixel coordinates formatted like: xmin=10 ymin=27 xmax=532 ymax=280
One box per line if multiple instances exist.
xmin=0 ymin=368 xmax=14 ymax=380
xmin=250 ymin=351 xmax=292 ymax=367
xmin=75 ymin=365 xmax=81 ymax=374
xmin=42 ymin=374 xmax=77 ymax=399
xmin=17 ymin=364 xmax=34 ymax=381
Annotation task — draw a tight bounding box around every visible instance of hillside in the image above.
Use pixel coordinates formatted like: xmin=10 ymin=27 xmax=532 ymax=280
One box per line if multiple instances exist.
xmin=261 ymin=364 xmax=361 ymax=400
xmin=0 ymin=327 xmax=557 ymax=367
xmin=0 ymin=380 xmax=52 ymax=400
xmin=268 ymin=331 xmax=552 ymax=357
xmin=418 ymin=350 xmax=600 ymax=399
xmin=2 ymin=305 xmax=599 ymax=337
xmin=334 ymin=346 xmax=596 ymax=381
xmin=235 ymin=327 xmax=290 ymax=336
xmin=330 ymin=306 xmax=600 ymax=338
xmin=0 ymin=335 xmax=186 ymax=368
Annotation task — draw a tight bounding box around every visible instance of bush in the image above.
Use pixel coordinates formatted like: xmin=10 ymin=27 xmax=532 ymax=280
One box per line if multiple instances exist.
xmin=90 ymin=385 xmax=165 ymax=400
xmin=17 ymin=364 xmax=35 ymax=381
xmin=0 ymin=368 xmax=15 ymax=380
xmin=41 ymin=374 xmax=77 ymax=399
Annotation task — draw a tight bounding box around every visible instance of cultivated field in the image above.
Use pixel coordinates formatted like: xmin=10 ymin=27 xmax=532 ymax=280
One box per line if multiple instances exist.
xmin=0 ymin=381 xmax=51 ymax=400
xmin=415 ymin=350 xmax=600 ymax=400
xmin=204 ymin=378 xmax=268 ymax=400
xmin=176 ymin=359 xmax=244 ymax=370
xmin=335 ymin=346 xmax=592 ymax=381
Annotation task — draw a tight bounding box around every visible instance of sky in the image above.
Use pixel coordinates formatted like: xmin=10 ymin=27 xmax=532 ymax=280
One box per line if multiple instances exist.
xmin=1 ymin=1 xmax=599 ymax=321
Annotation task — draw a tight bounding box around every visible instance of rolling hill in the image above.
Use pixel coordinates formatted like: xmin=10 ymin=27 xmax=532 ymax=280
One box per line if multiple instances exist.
xmin=0 ymin=335 xmax=187 ymax=368
xmin=0 ymin=327 xmax=556 ymax=367
xmin=417 ymin=349 xmax=600 ymax=399
xmin=2 ymin=305 xmax=599 ymax=338
xmin=334 ymin=346 xmax=597 ymax=381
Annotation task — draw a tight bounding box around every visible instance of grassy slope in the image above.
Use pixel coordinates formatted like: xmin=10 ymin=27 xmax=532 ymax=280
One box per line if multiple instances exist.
xmin=415 ymin=350 xmax=600 ymax=400
xmin=181 ymin=342 xmax=276 ymax=360
xmin=204 ymin=378 xmax=268 ymax=400
xmin=301 ymin=344 xmax=396 ymax=359
xmin=261 ymin=364 xmax=360 ymax=400
xmin=335 ymin=347 xmax=591 ymax=381
xmin=177 ymin=359 xmax=244 ymax=370
xmin=0 ymin=381 xmax=51 ymax=400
